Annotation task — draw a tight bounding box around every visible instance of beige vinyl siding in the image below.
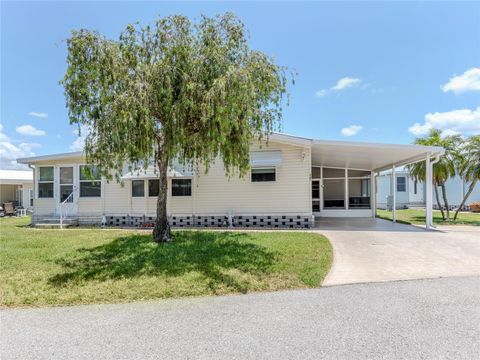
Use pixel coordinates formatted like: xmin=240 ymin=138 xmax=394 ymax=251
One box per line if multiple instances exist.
xmin=77 ymin=198 xmax=102 ymax=216
xmin=167 ymin=178 xmax=194 ymax=214
xmin=34 ymin=198 xmax=55 ymax=216
xmin=103 ymin=180 xmax=129 ymax=214
xmin=194 ymin=141 xmax=311 ymax=215
xmin=29 ymin=140 xmax=311 ymax=218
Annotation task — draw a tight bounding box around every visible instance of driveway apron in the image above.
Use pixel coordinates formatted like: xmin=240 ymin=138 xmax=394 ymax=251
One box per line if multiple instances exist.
xmin=316 ymin=218 xmax=480 ymax=286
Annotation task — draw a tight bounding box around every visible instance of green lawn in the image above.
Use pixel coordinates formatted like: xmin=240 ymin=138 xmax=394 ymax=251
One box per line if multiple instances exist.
xmin=0 ymin=217 xmax=332 ymax=307
xmin=377 ymin=209 xmax=480 ymax=226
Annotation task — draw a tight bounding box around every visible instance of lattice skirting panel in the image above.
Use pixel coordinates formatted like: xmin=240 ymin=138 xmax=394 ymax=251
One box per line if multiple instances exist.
xmin=105 ymin=214 xmax=313 ymax=229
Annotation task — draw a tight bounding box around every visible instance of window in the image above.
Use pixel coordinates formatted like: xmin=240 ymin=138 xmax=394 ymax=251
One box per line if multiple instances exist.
xmin=348 ymin=178 xmax=371 ymax=209
xmin=60 ymin=167 xmax=74 ymax=202
xmin=414 ymin=180 xmax=418 ymax=195
xmin=29 ymin=189 xmax=34 ymax=207
xmin=312 ymin=180 xmax=320 ymax=199
xmin=397 ymin=176 xmax=406 ymax=192
xmin=251 ymin=168 xmax=276 ymax=182
xmin=132 ymin=180 xmax=145 ymax=197
xmin=148 ymin=179 xmax=159 ymax=197
xmin=38 ymin=167 xmax=54 ymax=198
xmin=172 ymin=179 xmax=191 ymax=196
xmin=80 ymin=165 xmax=101 ymax=197
xmin=323 ymin=179 xmax=345 ymax=208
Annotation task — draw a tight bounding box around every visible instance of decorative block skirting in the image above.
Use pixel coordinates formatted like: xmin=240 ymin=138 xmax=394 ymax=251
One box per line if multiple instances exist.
xmin=32 ymin=213 xmax=313 ymax=229
xmin=105 ymin=214 xmax=313 ymax=229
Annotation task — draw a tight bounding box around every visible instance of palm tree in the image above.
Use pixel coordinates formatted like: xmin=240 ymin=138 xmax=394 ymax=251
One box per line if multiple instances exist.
xmin=407 ymin=129 xmax=459 ymax=221
xmin=454 ymin=135 xmax=480 ymax=220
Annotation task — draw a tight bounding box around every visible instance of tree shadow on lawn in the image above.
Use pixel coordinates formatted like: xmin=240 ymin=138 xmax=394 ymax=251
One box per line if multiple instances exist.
xmin=48 ymin=232 xmax=277 ymax=293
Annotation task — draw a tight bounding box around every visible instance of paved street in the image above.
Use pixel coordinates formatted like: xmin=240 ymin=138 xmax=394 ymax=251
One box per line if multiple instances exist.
xmin=318 ymin=218 xmax=480 ymax=286
xmin=2 ymin=276 xmax=479 ymax=360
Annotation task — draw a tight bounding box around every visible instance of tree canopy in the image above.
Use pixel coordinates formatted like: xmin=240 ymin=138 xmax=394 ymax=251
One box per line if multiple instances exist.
xmin=62 ymin=13 xmax=291 ymax=241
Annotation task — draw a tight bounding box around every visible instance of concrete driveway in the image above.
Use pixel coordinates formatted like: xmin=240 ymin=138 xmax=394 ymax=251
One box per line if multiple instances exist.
xmin=317 ymin=218 xmax=480 ymax=286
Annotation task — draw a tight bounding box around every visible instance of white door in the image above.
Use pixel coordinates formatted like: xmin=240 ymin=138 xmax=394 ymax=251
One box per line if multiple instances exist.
xmin=56 ymin=166 xmax=78 ymax=215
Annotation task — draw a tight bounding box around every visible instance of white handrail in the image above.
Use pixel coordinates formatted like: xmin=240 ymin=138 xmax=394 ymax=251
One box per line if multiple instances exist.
xmin=60 ymin=186 xmax=77 ymax=229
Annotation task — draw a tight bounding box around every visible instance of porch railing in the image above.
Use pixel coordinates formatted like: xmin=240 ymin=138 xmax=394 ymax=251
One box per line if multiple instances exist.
xmin=59 ymin=186 xmax=77 ymax=229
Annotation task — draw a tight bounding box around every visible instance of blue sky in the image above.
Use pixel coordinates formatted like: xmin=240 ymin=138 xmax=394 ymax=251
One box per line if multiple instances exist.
xmin=1 ymin=1 xmax=479 ymax=169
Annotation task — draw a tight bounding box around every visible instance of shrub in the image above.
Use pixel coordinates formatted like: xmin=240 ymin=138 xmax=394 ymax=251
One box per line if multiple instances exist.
xmin=469 ymin=201 xmax=480 ymax=213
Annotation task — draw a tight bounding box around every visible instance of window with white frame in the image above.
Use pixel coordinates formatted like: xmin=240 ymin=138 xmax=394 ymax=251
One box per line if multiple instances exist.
xmin=132 ymin=180 xmax=145 ymax=197
xmin=79 ymin=165 xmax=101 ymax=197
xmin=251 ymin=168 xmax=276 ymax=182
xmin=397 ymin=176 xmax=406 ymax=192
xmin=172 ymin=179 xmax=191 ymax=196
xmin=148 ymin=179 xmax=159 ymax=197
xmin=29 ymin=189 xmax=34 ymax=207
xmin=38 ymin=167 xmax=54 ymax=198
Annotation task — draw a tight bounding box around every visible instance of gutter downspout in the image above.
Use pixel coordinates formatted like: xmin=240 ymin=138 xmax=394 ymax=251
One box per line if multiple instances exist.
xmin=28 ymin=164 xmax=35 ymax=224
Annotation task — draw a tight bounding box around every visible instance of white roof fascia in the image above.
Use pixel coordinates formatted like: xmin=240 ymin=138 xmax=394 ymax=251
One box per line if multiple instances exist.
xmin=17 ymin=151 xmax=84 ymax=164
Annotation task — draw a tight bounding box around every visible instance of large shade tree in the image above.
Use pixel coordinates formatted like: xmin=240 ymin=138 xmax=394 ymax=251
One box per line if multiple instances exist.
xmin=407 ymin=129 xmax=459 ymax=221
xmin=454 ymin=135 xmax=480 ymax=220
xmin=62 ymin=14 xmax=289 ymax=242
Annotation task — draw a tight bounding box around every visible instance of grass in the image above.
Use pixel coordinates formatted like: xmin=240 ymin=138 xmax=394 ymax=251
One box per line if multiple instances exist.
xmin=0 ymin=217 xmax=332 ymax=307
xmin=377 ymin=209 xmax=480 ymax=226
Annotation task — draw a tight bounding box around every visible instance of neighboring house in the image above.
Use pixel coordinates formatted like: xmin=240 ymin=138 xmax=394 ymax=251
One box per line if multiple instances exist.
xmin=0 ymin=169 xmax=34 ymax=210
xmin=377 ymin=170 xmax=480 ymax=209
xmin=17 ymin=133 xmax=443 ymax=228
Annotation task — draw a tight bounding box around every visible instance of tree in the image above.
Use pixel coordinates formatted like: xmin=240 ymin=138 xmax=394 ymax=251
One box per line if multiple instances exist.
xmin=454 ymin=135 xmax=480 ymax=220
xmin=407 ymin=129 xmax=459 ymax=221
xmin=62 ymin=14 xmax=289 ymax=242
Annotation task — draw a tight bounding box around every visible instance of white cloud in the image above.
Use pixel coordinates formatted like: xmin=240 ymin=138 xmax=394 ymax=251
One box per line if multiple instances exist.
xmin=16 ymin=124 xmax=46 ymax=136
xmin=408 ymin=107 xmax=480 ymax=137
xmin=28 ymin=111 xmax=48 ymax=118
xmin=0 ymin=125 xmax=41 ymax=169
xmin=441 ymin=68 xmax=480 ymax=94
xmin=315 ymin=77 xmax=362 ymax=97
xmin=341 ymin=125 xmax=363 ymax=136
xmin=332 ymin=77 xmax=361 ymax=91
xmin=70 ymin=126 xmax=89 ymax=151
xmin=315 ymin=89 xmax=328 ymax=97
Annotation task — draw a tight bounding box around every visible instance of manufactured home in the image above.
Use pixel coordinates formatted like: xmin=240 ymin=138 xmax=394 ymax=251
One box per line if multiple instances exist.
xmin=0 ymin=170 xmax=34 ymax=211
xmin=17 ymin=133 xmax=444 ymax=229
xmin=377 ymin=170 xmax=480 ymax=210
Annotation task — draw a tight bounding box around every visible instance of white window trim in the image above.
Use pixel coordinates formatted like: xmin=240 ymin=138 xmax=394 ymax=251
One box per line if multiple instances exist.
xmin=131 ymin=179 xmax=146 ymax=198
xmin=171 ymin=178 xmax=192 ymax=197
xmin=78 ymin=164 xmax=103 ymax=198
xmin=37 ymin=166 xmax=55 ymax=199
xmin=250 ymin=167 xmax=277 ymax=183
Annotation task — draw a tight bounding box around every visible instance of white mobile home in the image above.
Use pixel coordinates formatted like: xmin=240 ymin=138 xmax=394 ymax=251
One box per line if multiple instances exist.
xmin=377 ymin=170 xmax=480 ymax=210
xmin=17 ymin=133 xmax=444 ymax=229
xmin=0 ymin=170 xmax=34 ymax=211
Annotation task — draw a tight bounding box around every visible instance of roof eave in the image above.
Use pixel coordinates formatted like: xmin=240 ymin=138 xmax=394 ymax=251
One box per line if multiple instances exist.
xmin=17 ymin=151 xmax=84 ymax=164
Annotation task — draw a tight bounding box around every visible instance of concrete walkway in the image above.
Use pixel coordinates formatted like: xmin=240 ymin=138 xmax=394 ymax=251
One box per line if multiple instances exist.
xmin=317 ymin=218 xmax=480 ymax=286
xmin=2 ymin=277 xmax=479 ymax=360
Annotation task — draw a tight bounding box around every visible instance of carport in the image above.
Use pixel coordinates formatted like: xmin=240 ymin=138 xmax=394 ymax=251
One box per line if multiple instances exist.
xmin=308 ymin=138 xmax=444 ymax=229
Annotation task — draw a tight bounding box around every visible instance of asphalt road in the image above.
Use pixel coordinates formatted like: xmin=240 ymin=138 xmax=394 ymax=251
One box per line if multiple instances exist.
xmin=1 ymin=276 xmax=479 ymax=360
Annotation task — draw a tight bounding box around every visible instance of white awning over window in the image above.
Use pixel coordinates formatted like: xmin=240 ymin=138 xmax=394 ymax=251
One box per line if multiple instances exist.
xmin=121 ymin=164 xmax=194 ymax=180
xmin=250 ymin=151 xmax=283 ymax=168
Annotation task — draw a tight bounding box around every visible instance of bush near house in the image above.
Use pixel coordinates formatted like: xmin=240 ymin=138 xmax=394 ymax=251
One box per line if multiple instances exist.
xmin=469 ymin=202 xmax=480 ymax=213
xmin=0 ymin=217 xmax=332 ymax=307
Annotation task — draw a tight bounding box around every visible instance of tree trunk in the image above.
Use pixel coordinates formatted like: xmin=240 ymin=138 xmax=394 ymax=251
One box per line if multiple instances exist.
xmin=440 ymin=182 xmax=450 ymax=221
xmin=454 ymin=178 xmax=478 ymax=220
xmin=153 ymin=155 xmax=172 ymax=242
xmin=433 ymin=181 xmax=445 ymax=220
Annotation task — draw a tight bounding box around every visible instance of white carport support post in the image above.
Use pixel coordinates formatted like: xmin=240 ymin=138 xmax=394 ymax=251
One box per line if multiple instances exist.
xmin=425 ymin=154 xmax=433 ymax=230
xmin=392 ymin=165 xmax=396 ymax=223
